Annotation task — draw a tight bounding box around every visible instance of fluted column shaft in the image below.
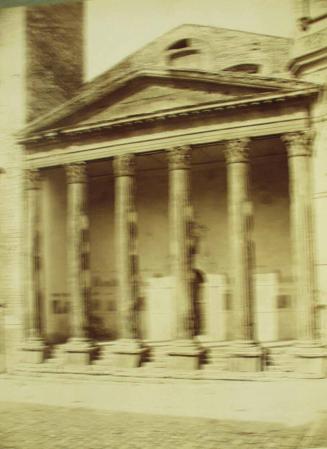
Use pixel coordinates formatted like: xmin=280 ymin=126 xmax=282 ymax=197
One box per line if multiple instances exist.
xmin=225 ymin=138 xmax=254 ymax=342
xmin=25 ymin=169 xmax=43 ymax=342
xmin=114 ymin=154 xmax=138 ymax=340
xmin=168 ymin=146 xmax=194 ymax=340
xmin=66 ymin=163 xmax=89 ymax=340
xmin=283 ymin=131 xmax=316 ymax=341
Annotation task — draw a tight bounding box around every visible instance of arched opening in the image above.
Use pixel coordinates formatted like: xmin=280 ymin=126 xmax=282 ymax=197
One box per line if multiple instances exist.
xmin=167 ymin=38 xmax=192 ymax=51
xmin=166 ymin=37 xmax=205 ymax=69
xmin=222 ymin=63 xmax=261 ymax=74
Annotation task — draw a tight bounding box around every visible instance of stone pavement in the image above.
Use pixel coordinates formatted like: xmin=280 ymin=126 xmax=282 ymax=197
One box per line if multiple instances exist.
xmin=1 ymin=375 xmax=327 ymax=448
xmin=2 ymin=374 xmax=327 ymax=426
xmin=0 ymin=401 xmax=320 ymax=449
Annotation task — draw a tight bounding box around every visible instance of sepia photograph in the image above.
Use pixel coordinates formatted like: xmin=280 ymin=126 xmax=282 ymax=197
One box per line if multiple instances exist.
xmin=0 ymin=0 xmax=327 ymax=447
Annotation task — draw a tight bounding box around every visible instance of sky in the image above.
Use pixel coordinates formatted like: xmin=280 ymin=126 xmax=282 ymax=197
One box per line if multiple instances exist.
xmin=85 ymin=0 xmax=296 ymax=80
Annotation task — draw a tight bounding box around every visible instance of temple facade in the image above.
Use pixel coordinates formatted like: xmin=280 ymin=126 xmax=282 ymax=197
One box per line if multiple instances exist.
xmin=1 ymin=0 xmax=327 ymax=377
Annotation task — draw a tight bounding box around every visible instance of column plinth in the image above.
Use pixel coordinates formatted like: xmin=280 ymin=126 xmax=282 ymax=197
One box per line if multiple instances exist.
xmin=22 ymin=169 xmax=47 ymax=364
xmin=111 ymin=154 xmax=147 ymax=368
xmin=225 ymin=139 xmax=262 ymax=372
xmin=166 ymin=146 xmax=203 ymax=370
xmin=64 ymin=163 xmax=95 ymax=366
xmin=283 ymin=131 xmax=326 ymax=377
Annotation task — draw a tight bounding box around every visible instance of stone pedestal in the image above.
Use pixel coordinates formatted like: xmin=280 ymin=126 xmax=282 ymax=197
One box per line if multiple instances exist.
xmin=167 ymin=146 xmax=202 ymax=369
xmin=64 ymin=338 xmax=95 ymax=366
xmin=254 ymin=273 xmax=279 ymax=342
xmin=203 ymin=274 xmax=228 ymax=341
xmin=167 ymin=340 xmax=204 ymax=370
xmin=145 ymin=276 xmax=174 ymax=341
xmin=293 ymin=342 xmax=327 ymax=377
xmin=111 ymin=339 xmax=148 ymax=369
xmin=228 ymin=341 xmax=263 ymax=372
xmin=22 ymin=337 xmax=47 ymax=364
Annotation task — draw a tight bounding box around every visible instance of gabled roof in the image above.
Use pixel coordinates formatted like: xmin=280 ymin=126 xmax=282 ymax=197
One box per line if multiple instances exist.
xmin=19 ymin=24 xmax=320 ymax=143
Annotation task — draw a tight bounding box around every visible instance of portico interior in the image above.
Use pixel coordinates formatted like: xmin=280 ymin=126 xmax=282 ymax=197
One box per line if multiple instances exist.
xmin=42 ymin=138 xmax=293 ymax=347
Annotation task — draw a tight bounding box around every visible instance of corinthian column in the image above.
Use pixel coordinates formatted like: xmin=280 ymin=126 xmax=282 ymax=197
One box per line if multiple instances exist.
xmin=112 ymin=154 xmax=146 ymax=368
xmin=225 ymin=138 xmax=262 ymax=372
xmin=167 ymin=146 xmax=202 ymax=370
xmin=22 ymin=169 xmax=46 ymax=364
xmin=64 ymin=163 xmax=94 ymax=365
xmin=283 ymin=131 xmax=325 ymax=376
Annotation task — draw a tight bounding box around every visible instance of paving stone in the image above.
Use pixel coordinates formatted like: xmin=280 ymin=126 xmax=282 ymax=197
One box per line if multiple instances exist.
xmin=0 ymin=402 xmax=317 ymax=449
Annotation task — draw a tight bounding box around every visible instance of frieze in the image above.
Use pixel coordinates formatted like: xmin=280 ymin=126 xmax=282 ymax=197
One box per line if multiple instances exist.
xmin=65 ymin=163 xmax=87 ymax=183
xmin=167 ymin=145 xmax=192 ymax=170
xmin=224 ymin=138 xmax=250 ymax=163
xmin=282 ymin=131 xmax=313 ymax=157
xmin=113 ymin=154 xmax=135 ymax=177
xmin=25 ymin=168 xmax=42 ymax=190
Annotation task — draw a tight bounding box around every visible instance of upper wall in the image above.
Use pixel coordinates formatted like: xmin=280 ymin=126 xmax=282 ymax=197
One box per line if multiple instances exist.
xmin=86 ymin=25 xmax=292 ymax=88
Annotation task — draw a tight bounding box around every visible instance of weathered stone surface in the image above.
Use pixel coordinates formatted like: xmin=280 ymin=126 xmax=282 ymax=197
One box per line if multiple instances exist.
xmin=1 ymin=1 xmax=327 ymax=379
xmin=22 ymin=23 xmax=295 ymax=135
xmin=0 ymin=401 xmax=312 ymax=449
xmin=283 ymin=131 xmax=316 ymax=342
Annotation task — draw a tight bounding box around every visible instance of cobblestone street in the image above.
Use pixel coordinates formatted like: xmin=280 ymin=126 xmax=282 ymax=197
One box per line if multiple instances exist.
xmin=1 ymin=401 xmax=326 ymax=449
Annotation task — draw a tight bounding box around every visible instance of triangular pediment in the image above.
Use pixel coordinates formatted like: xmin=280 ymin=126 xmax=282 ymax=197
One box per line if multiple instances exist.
xmin=22 ymin=67 xmax=319 ymax=138
xmin=57 ymin=73 xmax=280 ymax=128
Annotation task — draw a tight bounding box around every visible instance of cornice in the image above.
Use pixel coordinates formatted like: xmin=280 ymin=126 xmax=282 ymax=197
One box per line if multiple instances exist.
xmin=24 ymin=116 xmax=309 ymax=170
xmin=19 ymin=87 xmax=319 ymax=145
xmin=19 ymin=66 xmax=319 ymax=140
xmin=289 ymin=46 xmax=327 ymax=76
xmin=289 ymin=28 xmax=327 ymax=75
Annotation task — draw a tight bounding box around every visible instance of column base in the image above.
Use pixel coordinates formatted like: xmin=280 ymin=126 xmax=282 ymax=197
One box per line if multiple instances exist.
xmin=228 ymin=341 xmax=263 ymax=372
xmin=111 ymin=339 xmax=148 ymax=368
xmin=167 ymin=340 xmax=204 ymax=370
xmin=63 ymin=338 xmax=96 ymax=366
xmin=21 ymin=338 xmax=47 ymax=364
xmin=293 ymin=341 xmax=327 ymax=377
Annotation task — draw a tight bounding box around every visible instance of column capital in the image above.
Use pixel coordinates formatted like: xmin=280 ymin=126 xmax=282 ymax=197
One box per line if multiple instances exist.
xmin=113 ymin=154 xmax=135 ymax=177
xmin=65 ymin=163 xmax=87 ymax=184
xmin=282 ymin=130 xmax=313 ymax=157
xmin=224 ymin=138 xmax=250 ymax=164
xmin=167 ymin=145 xmax=191 ymax=170
xmin=25 ymin=169 xmax=42 ymax=190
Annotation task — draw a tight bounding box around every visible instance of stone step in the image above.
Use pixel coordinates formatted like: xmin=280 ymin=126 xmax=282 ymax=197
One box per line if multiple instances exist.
xmin=143 ymin=361 xmax=167 ymax=369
